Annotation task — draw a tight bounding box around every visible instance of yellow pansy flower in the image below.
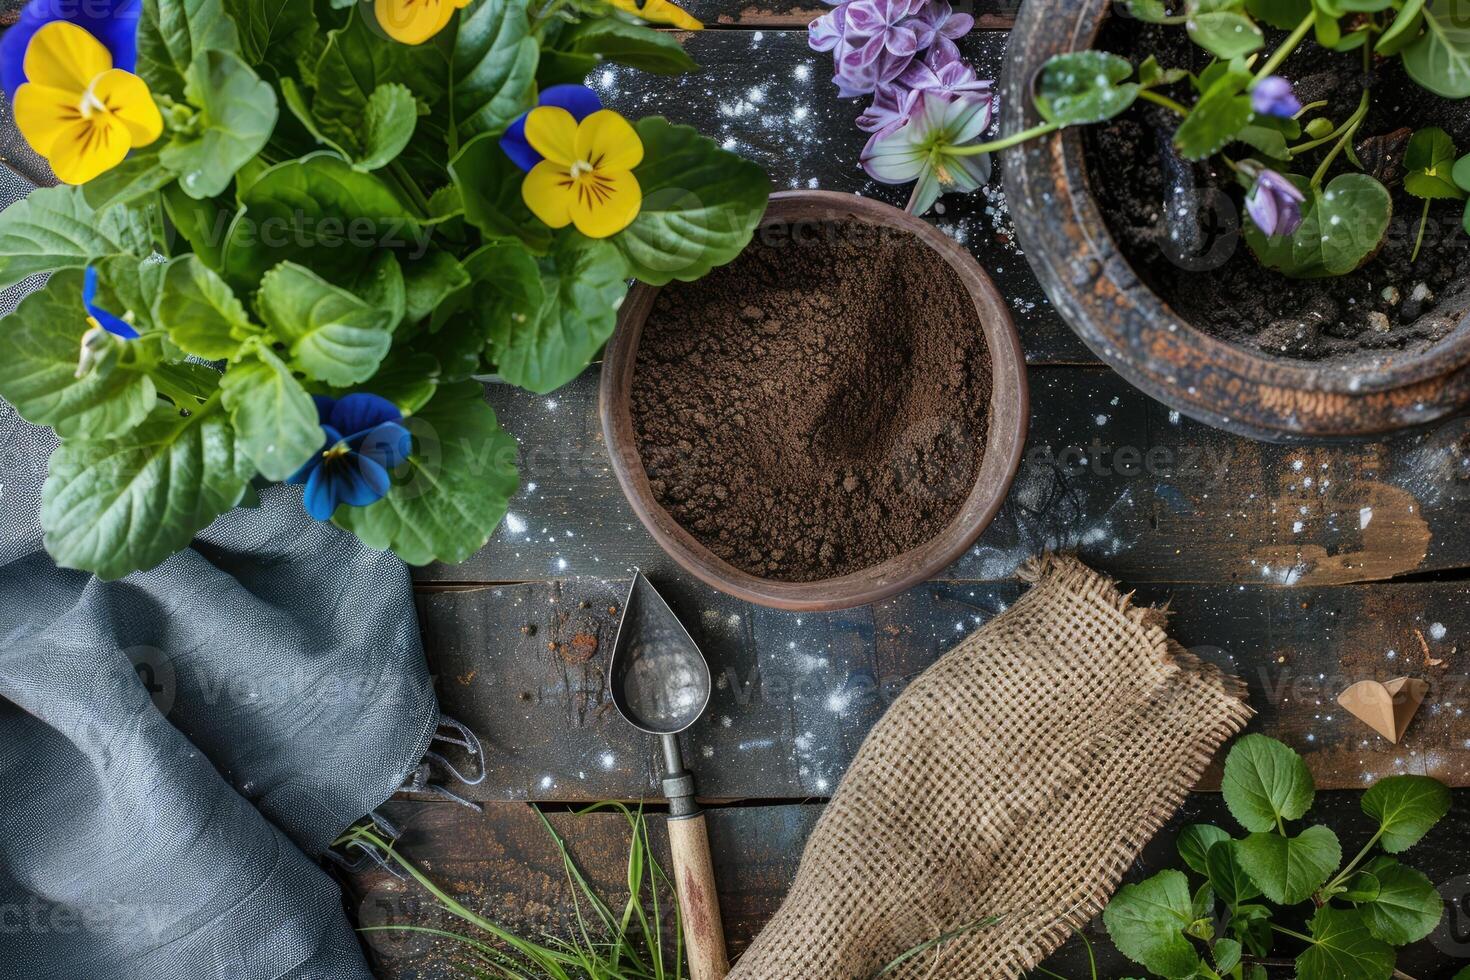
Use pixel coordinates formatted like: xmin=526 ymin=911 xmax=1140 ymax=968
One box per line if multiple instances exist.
xmin=521 ymin=107 xmax=644 ymax=239
xmin=12 ymin=21 xmax=162 ymax=186
xmin=609 ymin=0 xmax=704 ymax=30
xmin=375 ymin=0 xmax=474 ymax=45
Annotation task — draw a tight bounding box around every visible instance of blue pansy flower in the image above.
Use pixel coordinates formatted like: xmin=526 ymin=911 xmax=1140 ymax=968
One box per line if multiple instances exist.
xmin=499 ymin=84 xmax=603 ymax=172
xmin=1251 ymin=75 xmax=1302 ymax=119
xmin=288 ymin=394 xmax=413 ymax=522
xmin=0 ymin=0 xmax=142 ymax=101
xmin=84 ymin=266 xmax=138 ymax=339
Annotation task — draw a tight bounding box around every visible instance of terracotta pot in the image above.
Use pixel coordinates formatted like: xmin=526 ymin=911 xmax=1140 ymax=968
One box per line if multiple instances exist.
xmin=1001 ymin=0 xmax=1470 ymax=443
xmin=600 ymin=190 xmax=1029 ymax=612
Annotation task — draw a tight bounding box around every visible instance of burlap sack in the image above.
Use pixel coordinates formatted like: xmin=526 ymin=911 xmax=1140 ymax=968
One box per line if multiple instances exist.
xmin=729 ymin=555 xmax=1252 ymax=980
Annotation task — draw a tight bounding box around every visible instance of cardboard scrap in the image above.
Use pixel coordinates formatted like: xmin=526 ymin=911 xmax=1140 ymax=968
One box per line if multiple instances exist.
xmin=1337 ymin=677 xmax=1429 ymax=743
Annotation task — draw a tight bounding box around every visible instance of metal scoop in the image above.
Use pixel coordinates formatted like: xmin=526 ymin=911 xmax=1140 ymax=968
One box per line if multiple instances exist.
xmin=608 ymin=573 xmax=729 ymax=980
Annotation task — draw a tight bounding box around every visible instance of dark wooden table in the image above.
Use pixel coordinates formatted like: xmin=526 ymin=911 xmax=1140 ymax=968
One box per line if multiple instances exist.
xmin=345 ymin=3 xmax=1470 ymax=976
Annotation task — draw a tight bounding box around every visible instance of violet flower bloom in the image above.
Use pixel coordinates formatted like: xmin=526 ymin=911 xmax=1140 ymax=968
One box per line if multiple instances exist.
xmin=1251 ymin=75 xmax=1302 ymax=118
xmin=907 ymin=0 xmax=974 ymax=48
xmin=858 ymin=39 xmax=995 ymax=135
xmin=862 ymin=91 xmax=994 ymax=215
xmin=1246 ymin=169 xmax=1306 ymax=237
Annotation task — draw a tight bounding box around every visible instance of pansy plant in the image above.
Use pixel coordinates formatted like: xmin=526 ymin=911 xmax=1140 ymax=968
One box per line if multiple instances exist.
xmin=0 ymin=0 xmax=768 ymax=579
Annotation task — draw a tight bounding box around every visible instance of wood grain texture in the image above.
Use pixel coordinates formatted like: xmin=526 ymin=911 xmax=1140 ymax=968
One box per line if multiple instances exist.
xmin=681 ymin=0 xmax=1020 ymax=28
xmin=667 ymin=814 xmax=732 ymax=978
xmin=347 ymin=796 xmax=1470 ymax=980
xmin=414 ymin=368 xmax=1470 ymax=587
xmin=590 ymin=29 xmax=1097 ymax=364
xmin=414 ymin=577 xmax=1470 ymax=797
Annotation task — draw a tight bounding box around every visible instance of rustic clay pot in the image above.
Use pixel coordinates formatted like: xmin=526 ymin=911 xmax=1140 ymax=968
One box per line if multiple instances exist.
xmin=1002 ymin=0 xmax=1470 ymax=443
xmin=600 ymin=190 xmax=1029 ymax=612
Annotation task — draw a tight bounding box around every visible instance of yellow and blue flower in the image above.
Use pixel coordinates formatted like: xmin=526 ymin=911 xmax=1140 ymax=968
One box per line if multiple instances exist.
xmin=0 ymin=0 xmax=141 ymax=100
xmin=288 ymin=394 xmax=413 ymax=522
xmin=500 ymin=84 xmax=604 ymax=173
xmin=519 ymin=104 xmax=644 ymax=239
xmin=83 ymin=265 xmax=138 ymax=339
xmin=2 ymin=2 xmax=161 ymax=185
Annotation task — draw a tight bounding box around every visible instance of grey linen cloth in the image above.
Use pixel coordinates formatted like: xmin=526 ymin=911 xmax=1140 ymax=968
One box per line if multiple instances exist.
xmin=0 ymin=168 xmax=439 ymax=979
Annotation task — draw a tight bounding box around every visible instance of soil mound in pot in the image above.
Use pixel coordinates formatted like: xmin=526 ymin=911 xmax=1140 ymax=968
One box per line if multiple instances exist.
xmin=1085 ymin=16 xmax=1470 ymax=366
xmin=629 ymin=222 xmax=992 ymax=583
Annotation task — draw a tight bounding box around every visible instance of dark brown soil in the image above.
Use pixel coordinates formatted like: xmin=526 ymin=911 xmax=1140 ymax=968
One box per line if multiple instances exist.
xmin=1085 ymin=14 xmax=1470 ymax=365
xmin=629 ymin=222 xmax=992 ymax=583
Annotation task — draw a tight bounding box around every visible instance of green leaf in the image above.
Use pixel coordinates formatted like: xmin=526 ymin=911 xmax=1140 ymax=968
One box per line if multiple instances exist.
xmin=82 ymin=151 xmax=176 ymax=214
xmin=1140 ymin=55 xmax=1189 ymax=88
xmin=334 ymin=381 xmax=519 ymax=565
xmin=495 ymin=236 xmax=626 ymax=394
xmin=448 ymin=133 xmax=553 ymax=252
xmin=1357 ymin=857 xmax=1443 ymax=945
xmin=1362 ymin=774 xmax=1452 ymax=853
xmin=1128 ymin=0 xmax=1178 ymax=21
xmin=1378 ymin=0 xmax=1429 ymax=55
xmin=449 ymin=0 xmax=539 ymax=144
xmin=1404 ymin=0 xmax=1470 ymax=98
xmin=161 ymin=184 xmax=231 ymax=269
xmin=1207 ymin=839 xmax=1262 ymax=908
xmin=223 ymin=0 xmax=315 ymax=80
xmin=0 ymin=272 xmax=156 ymax=440
xmin=137 ymin=0 xmax=241 ymax=101
xmin=1245 ymin=0 xmax=1312 ymax=29
xmin=1456 ymin=152 xmax=1470 ymax=191
xmin=1221 ymin=734 xmax=1316 ymax=832
xmin=1212 ymin=937 xmax=1241 ymax=973
xmin=1188 ymin=10 xmax=1265 ymax=58
xmin=1174 ymin=64 xmax=1253 ymax=160
xmin=357 ymin=252 xmax=407 ymax=333
xmin=351 ymin=349 xmax=439 ymax=414
xmin=1034 ymin=52 xmax=1142 ymax=126
xmin=92 ymin=255 xmax=165 ymax=335
xmin=561 ymin=18 xmax=699 ymax=75
xmin=1404 ymin=128 xmax=1466 ymax=200
xmin=402 ymin=249 xmax=471 ymax=323
xmin=1235 ymin=825 xmax=1341 ymax=905
xmin=222 ymin=153 xmax=422 ymax=288
xmin=1295 ymin=906 xmax=1395 ymax=980
xmin=219 ymin=341 xmax=321 ymax=481
xmin=160 ymin=50 xmax=279 ymax=200
xmin=312 ymin=7 xmax=443 ymax=152
xmin=0 ymin=186 xmax=129 ymax=290
xmin=1179 ymin=825 xmax=1232 ymax=875
xmin=255 ymin=261 xmax=395 ymax=386
xmin=41 ymin=399 xmax=253 ymax=580
xmin=358 ymin=83 xmax=419 ymax=172
xmin=1339 ymin=871 xmax=1382 ymax=903
xmin=1103 ymin=870 xmax=1204 ymax=979
xmin=1233 ymin=904 xmax=1273 ymax=958
xmin=616 ymin=117 xmax=769 ymax=285
xmin=158 ymin=255 xmax=258 ymax=359
xmin=1244 ymin=173 xmax=1392 ymax=278
xmin=1236 ymin=123 xmax=1291 ymax=160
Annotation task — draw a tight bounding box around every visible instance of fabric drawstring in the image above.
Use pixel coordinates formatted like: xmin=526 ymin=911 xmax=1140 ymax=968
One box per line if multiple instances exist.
xmin=326 ymin=811 xmax=409 ymax=879
xmin=396 ymin=715 xmax=486 ymax=809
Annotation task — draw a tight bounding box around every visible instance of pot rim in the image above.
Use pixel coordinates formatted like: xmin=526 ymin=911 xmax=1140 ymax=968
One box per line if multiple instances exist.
xmin=1002 ymin=0 xmax=1470 ymax=442
xmin=599 ymin=189 xmax=1030 ymax=612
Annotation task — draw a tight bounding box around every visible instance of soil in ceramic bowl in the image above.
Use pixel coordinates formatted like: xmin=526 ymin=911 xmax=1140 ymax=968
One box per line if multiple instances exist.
xmin=629 ymin=222 xmax=992 ymax=583
xmin=1085 ymin=16 xmax=1470 ymax=365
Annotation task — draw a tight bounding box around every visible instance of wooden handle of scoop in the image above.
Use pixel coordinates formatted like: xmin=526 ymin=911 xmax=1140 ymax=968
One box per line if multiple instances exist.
xmin=667 ymin=812 xmax=730 ymax=979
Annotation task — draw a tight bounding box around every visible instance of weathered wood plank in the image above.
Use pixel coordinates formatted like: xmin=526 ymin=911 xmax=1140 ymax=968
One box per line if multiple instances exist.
xmin=593 ymin=29 xmax=1093 ymax=364
xmin=415 ymin=369 xmax=1470 ymax=586
xmin=681 ymin=0 xmax=1020 ymax=28
xmin=414 ymin=577 xmax=1470 ymax=797
xmin=348 ymin=796 xmax=1470 ymax=979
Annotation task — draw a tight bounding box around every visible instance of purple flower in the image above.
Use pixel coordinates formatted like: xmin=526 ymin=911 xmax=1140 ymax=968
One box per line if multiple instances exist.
xmin=1 ymin=0 xmax=140 ymax=101
xmin=862 ymin=91 xmax=993 ymax=214
xmin=499 ymin=84 xmax=602 ymax=172
xmin=1246 ymin=170 xmax=1306 ymax=238
xmin=857 ymin=42 xmax=995 ymax=136
xmin=288 ymin=394 xmax=413 ymax=521
xmin=907 ymin=0 xmax=973 ymax=46
xmin=1251 ymin=76 xmax=1302 ymax=119
xmin=814 ymin=0 xmax=942 ymax=97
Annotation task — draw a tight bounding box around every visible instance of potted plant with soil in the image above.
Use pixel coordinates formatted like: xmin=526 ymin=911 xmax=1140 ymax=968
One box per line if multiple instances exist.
xmin=816 ymin=0 xmax=1470 ymax=441
xmin=1001 ymin=0 xmax=1470 ymax=442
xmin=0 ymin=0 xmax=769 ymax=579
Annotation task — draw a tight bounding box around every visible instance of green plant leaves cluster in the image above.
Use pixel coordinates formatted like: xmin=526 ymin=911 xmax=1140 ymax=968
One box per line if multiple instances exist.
xmin=1105 ymin=735 xmax=1450 ymax=980
xmin=0 ymin=0 xmax=770 ymax=578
